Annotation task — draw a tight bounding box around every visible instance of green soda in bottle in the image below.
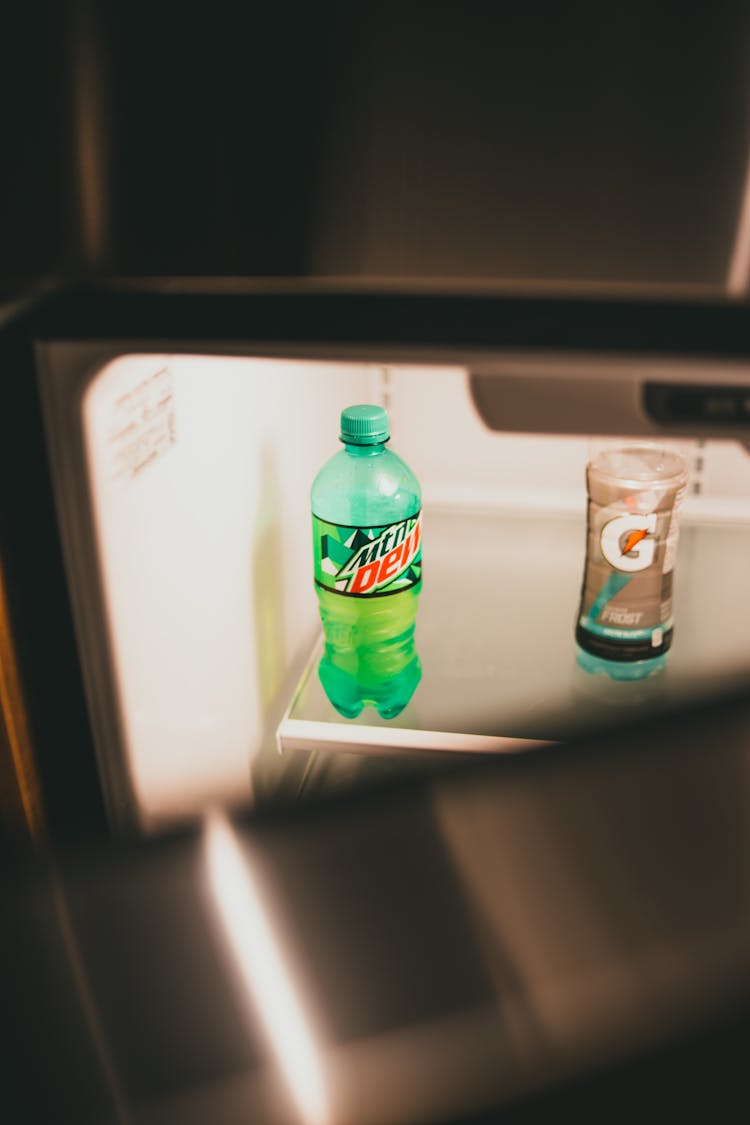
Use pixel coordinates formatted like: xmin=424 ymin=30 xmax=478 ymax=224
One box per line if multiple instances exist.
xmin=311 ymin=404 xmax=422 ymax=719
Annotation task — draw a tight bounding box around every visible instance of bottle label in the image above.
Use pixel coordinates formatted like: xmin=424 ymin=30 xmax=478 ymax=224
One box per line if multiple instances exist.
xmin=312 ymin=511 xmax=422 ymax=597
xmin=577 ymin=487 xmax=684 ymax=646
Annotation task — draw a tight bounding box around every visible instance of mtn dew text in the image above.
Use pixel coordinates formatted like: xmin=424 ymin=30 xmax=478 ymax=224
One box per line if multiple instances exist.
xmin=311 ymin=404 xmax=422 ymax=719
xmin=314 ymin=513 xmax=422 ymax=595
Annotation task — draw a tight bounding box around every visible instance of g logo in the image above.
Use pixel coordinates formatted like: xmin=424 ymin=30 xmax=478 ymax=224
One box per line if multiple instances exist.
xmin=600 ymin=513 xmax=657 ymax=572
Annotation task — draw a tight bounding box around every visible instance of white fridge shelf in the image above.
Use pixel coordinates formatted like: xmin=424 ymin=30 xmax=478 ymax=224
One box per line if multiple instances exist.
xmin=277 ymin=507 xmax=750 ymax=764
xmin=278 ymin=635 xmax=550 ymax=758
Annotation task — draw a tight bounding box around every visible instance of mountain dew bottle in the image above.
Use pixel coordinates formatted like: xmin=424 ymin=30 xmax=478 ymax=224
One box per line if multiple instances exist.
xmin=311 ymin=404 xmax=422 ymax=719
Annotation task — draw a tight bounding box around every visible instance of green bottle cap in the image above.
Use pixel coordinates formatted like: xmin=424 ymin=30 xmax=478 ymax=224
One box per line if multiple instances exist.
xmin=339 ymin=404 xmax=390 ymax=445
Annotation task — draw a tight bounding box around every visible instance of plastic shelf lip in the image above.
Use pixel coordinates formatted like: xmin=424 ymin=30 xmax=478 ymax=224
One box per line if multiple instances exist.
xmin=276 ymin=717 xmax=550 ymax=757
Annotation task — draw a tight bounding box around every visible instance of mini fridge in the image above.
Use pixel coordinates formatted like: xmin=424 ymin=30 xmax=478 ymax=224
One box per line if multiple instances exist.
xmin=3 ymin=280 xmax=750 ymax=840
xmin=5 ymin=280 xmax=750 ymax=1125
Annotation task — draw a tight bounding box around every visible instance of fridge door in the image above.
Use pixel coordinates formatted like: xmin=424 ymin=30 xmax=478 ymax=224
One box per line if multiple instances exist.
xmin=4 ymin=681 xmax=750 ymax=1124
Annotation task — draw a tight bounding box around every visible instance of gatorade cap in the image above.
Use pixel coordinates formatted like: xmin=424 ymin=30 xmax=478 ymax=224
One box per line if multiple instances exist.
xmin=339 ymin=403 xmax=390 ymax=445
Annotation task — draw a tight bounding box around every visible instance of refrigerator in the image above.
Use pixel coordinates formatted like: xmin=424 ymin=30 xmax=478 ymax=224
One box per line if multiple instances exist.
xmin=3 ymin=280 xmax=750 ymax=1123
xmin=3 ymin=280 xmax=750 ymax=839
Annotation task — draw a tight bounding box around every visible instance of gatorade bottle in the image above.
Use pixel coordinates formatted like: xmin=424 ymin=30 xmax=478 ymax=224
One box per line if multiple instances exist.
xmin=311 ymin=404 xmax=422 ymax=719
xmin=575 ymin=444 xmax=688 ymax=679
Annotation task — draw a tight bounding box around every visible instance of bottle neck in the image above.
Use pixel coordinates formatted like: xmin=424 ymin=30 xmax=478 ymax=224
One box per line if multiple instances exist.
xmin=343 ymin=441 xmax=387 ymax=457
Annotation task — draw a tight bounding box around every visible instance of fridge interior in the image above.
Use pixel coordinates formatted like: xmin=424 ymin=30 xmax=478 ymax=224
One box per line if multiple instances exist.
xmin=37 ymin=344 xmax=750 ymax=833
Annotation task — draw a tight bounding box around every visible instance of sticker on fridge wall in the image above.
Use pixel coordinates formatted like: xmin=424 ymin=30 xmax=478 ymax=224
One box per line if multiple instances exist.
xmin=108 ymin=365 xmax=176 ymax=480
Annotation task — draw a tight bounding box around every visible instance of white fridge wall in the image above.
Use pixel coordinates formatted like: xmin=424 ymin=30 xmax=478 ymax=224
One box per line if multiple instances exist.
xmin=386 ymin=366 xmax=750 ymax=518
xmin=83 ymin=354 xmax=372 ymax=825
xmin=80 ymin=354 xmax=750 ymax=828
xmin=387 ymin=366 xmax=593 ymax=512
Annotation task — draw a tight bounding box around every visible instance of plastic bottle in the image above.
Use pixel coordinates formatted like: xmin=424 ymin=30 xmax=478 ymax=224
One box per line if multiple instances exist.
xmin=575 ymin=444 xmax=688 ymax=679
xmin=311 ymin=404 xmax=422 ymax=719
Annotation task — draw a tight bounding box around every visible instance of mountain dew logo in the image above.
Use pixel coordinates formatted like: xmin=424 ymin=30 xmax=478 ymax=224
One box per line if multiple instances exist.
xmin=313 ymin=512 xmax=422 ymax=597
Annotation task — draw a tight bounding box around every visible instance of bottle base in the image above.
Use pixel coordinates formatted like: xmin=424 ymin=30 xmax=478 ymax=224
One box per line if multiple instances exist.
xmin=318 ymin=656 xmax=421 ymax=720
xmin=575 ymin=644 xmax=667 ymax=682
xmin=575 ymin=623 xmax=673 ymax=663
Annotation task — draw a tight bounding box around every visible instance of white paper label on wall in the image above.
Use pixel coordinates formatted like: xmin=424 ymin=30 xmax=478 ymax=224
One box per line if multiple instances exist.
xmin=108 ymin=365 xmax=176 ymax=480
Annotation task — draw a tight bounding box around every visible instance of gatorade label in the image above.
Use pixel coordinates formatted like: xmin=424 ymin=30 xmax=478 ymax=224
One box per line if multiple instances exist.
xmin=313 ymin=512 xmax=422 ymax=597
xmin=577 ymin=484 xmax=685 ymax=655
